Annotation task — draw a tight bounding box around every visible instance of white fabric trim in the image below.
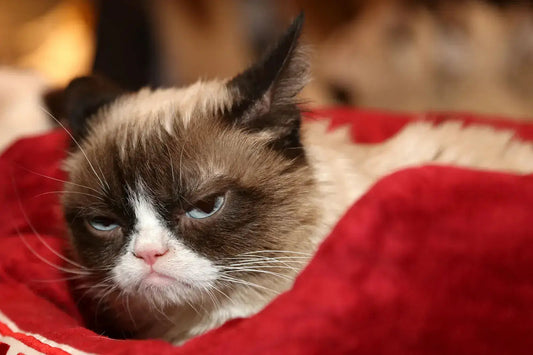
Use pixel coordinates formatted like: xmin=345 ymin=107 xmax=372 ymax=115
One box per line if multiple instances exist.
xmin=0 ymin=310 xmax=92 ymax=355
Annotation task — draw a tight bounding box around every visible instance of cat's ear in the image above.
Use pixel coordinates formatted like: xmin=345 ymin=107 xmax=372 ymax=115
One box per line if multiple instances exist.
xmin=63 ymin=75 xmax=125 ymax=140
xmin=226 ymin=12 xmax=309 ymax=154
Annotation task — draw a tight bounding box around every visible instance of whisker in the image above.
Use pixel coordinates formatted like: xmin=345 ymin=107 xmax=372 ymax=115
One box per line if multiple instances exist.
xmin=177 ymin=142 xmax=196 ymax=207
xmin=166 ymin=145 xmax=176 ymax=185
xmin=221 ymin=268 xmax=293 ymax=281
xmin=124 ymin=293 xmax=137 ymax=329
xmin=224 ymin=256 xmax=309 ymax=272
xmin=152 ymin=299 xmax=176 ymax=326
xmin=238 ymin=250 xmax=312 ymax=256
xmin=224 ymin=264 xmax=302 ymax=272
xmin=29 ymin=275 xmax=87 ymax=283
xmin=32 ymin=190 xmax=105 ymax=201
xmin=94 ymin=284 xmax=118 ymax=321
xmin=18 ymin=233 xmax=92 ymax=276
xmin=209 ymin=284 xmax=233 ymax=304
xmin=11 ymin=173 xmax=93 ymax=270
xmin=17 ymin=165 xmax=104 ymax=196
xmin=217 ymin=275 xmax=279 ymax=295
xmin=19 ymin=225 xmax=88 ymax=272
xmin=178 ymin=138 xmax=186 ymax=186
xmin=75 ymin=275 xmax=115 ymax=292
xmin=225 ymin=255 xmax=309 ymax=260
xmin=76 ymin=281 xmax=105 ymax=306
xmin=226 ymin=260 xmax=306 ymax=266
xmin=201 ymin=285 xmax=220 ymax=311
xmin=183 ymin=296 xmax=203 ymax=316
xmin=11 ymin=180 xmax=94 ymax=276
xmin=226 ymin=259 xmax=308 ymax=265
xmin=39 ymin=105 xmax=109 ymax=192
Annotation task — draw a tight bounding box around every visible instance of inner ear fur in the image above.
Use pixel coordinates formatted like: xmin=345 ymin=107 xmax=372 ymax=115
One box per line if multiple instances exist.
xmin=225 ymin=12 xmax=309 ymax=156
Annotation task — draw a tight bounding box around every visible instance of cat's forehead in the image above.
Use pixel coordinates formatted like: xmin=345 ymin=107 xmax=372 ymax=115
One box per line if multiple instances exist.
xmin=63 ymin=78 xmax=285 ymax=194
xmin=69 ymin=78 xmax=244 ymax=165
xmin=95 ymin=79 xmax=233 ymax=135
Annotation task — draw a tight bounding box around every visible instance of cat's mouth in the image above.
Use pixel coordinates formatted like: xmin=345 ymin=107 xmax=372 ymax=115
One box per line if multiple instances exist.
xmin=141 ymin=270 xmax=175 ymax=285
xmin=141 ymin=271 xmax=194 ymax=289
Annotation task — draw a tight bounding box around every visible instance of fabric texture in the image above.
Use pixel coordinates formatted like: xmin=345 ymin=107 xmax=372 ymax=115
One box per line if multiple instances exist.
xmin=0 ymin=109 xmax=532 ymax=354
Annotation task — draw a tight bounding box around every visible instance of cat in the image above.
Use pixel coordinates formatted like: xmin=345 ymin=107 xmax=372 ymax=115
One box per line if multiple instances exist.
xmin=60 ymin=13 xmax=533 ymax=344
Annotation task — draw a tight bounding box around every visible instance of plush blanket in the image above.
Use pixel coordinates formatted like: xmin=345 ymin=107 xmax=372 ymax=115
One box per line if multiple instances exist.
xmin=0 ymin=109 xmax=532 ymax=354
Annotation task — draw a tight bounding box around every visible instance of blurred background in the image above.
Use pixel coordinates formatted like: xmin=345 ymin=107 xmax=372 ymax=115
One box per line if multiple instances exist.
xmin=3 ymin=0 xmax=533 ymax=132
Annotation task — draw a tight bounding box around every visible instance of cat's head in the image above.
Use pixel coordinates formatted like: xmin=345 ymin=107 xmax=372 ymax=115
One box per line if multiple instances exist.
xmin=62 ymin=14 xmax=317 ymax=308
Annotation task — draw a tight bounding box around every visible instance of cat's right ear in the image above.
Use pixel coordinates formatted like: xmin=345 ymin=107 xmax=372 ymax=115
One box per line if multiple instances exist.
xmin=63 ymin=75 xmax=125 ymax=140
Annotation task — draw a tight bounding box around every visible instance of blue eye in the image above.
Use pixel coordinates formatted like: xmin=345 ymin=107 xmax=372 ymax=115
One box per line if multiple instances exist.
xmin=88 ymin=217 xmax=120 ymax=231
xmin=186 ymin=195 xmax=225 ymax=219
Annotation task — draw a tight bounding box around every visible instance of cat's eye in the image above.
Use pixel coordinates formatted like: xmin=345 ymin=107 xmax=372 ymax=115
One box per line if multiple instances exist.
xmin=88 ymin=216 xmax=120 ymax=232
xmin=186 ymin=195 xmax=225 ymax=219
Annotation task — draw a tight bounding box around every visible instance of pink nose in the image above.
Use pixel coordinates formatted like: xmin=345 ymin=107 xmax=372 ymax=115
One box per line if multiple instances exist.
xmin=133 ymin=247 xmax=168 ymax=265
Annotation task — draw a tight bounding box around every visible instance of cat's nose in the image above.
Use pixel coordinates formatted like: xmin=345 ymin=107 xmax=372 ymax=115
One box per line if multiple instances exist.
xmin=133 ymin=246 xmax=168 ymax=265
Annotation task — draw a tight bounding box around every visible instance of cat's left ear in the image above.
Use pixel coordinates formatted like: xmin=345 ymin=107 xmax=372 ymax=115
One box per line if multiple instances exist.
xmin=63 ymin=75 xmax=125 ymax=140
xmin=226 ymin=12 xmax=309 ymax=153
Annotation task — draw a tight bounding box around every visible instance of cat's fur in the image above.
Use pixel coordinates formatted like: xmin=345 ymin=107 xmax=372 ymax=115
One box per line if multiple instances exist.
xmin=61 ymin=14 xmax=533 ymax=344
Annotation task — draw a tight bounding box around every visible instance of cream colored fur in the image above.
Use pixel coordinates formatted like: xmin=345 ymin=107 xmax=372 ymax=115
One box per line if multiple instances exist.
xmin=165 ymin=117 xmax=533 ymax=344
xmin=132 ymin=109 xmax=533 ymax=344
xmin=303 ymin=118 xmax=533 ymax=247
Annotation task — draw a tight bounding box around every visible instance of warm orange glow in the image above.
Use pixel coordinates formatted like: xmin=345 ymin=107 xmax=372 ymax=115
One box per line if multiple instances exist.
xmin=5 ymin=1 xmax=95 ymax=86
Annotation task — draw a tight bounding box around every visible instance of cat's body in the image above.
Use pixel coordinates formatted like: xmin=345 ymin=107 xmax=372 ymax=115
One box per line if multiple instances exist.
xmin=60 ymin=14 xmax=533 ymax=344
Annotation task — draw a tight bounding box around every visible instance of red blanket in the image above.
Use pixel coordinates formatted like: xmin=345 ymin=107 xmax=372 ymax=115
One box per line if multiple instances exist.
xmin=1 ymin=109 xmax=532 ymax=354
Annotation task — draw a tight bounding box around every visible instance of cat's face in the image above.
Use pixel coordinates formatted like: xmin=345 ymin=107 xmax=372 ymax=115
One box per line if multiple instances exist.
xmin=62 ymin=15 xmax=317 ymax=307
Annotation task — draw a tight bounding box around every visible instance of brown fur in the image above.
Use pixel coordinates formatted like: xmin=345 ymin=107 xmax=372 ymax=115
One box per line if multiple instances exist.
xmin=63 ymin=90 xmax=321 ymax=340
